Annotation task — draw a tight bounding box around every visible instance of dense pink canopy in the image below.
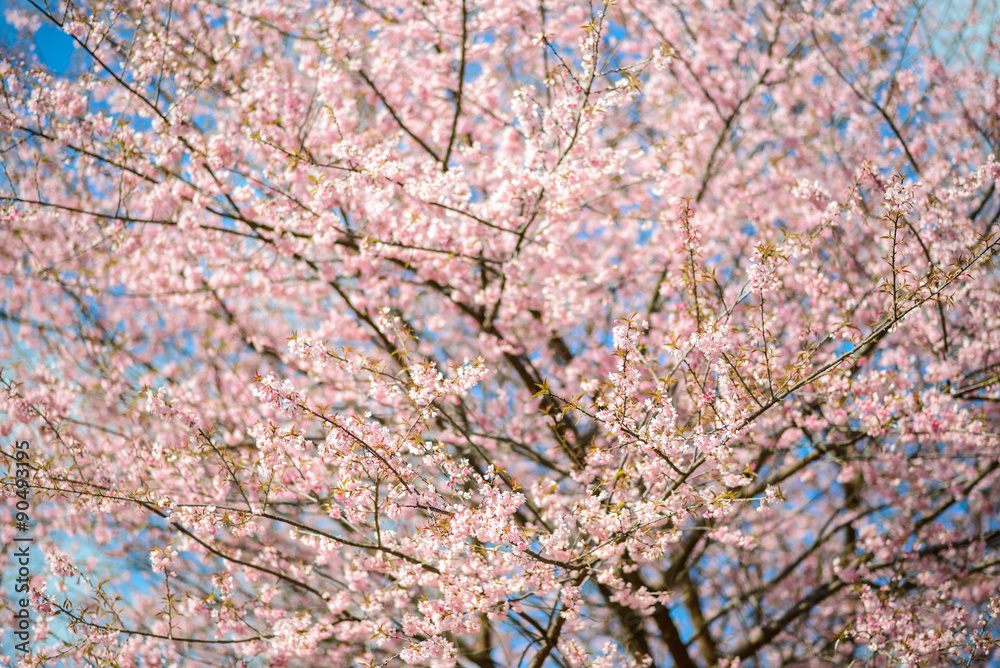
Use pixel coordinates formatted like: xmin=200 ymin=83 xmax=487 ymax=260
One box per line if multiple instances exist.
xmin=1 ymin=0 xmax=999 ymax=665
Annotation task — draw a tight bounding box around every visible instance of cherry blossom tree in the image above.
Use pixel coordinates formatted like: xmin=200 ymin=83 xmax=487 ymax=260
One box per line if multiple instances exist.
xmin=2 ymin=0 xmax=1000 ymax=665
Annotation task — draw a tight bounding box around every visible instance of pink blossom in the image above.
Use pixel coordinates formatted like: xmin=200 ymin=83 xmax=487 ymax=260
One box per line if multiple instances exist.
xmin=1 ymin=1 xmax=999 ymax=665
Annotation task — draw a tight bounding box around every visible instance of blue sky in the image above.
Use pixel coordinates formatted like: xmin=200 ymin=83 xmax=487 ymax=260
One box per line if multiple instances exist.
xmin=0 ymin=0 xmax=75 ymax=72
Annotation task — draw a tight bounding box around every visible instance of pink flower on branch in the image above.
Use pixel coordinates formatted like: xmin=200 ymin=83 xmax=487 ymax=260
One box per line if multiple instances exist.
xmin=2 ymin=0 xmax=1000 ymax=665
